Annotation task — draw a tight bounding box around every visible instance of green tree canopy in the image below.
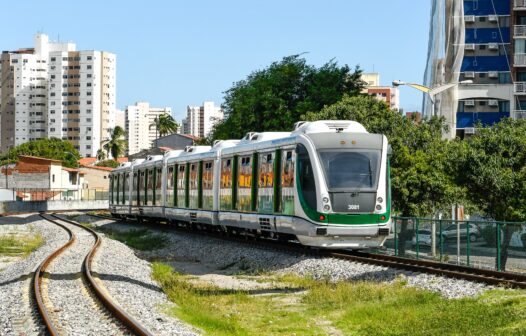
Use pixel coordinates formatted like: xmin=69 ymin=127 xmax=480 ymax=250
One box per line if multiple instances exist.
xmin=102 ymin=126 xmax=127 ymax=159
xmin=454 ymin=118 xmax=526 ymax=270
xmin=212 ymin=55 xmax=366 ymax=140
xmin=303 ymin=95 xmax=460 ymax=218
xmin=95 ymin=159 xmax=119 ymax=168
xmin=0 ymin=138 xmax=80 ymax=168
xmin=150 ymin=113 xmax=179 ymax=138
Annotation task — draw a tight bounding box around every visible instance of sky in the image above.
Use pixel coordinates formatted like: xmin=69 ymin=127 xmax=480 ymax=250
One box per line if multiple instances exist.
xmin=3 ymin=0 xmax=431 ymax=122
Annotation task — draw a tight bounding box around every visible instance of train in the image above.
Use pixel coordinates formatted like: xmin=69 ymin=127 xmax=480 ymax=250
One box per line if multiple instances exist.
xmin=109 ymin=120 xmax=392 ymax=249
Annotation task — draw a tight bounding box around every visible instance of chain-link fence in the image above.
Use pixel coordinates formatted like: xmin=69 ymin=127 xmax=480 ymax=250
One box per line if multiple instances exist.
xmin=5 ymin=188 xmax=108 ymax=202
xmin=381 ymin=217 xmax=526 ymax=273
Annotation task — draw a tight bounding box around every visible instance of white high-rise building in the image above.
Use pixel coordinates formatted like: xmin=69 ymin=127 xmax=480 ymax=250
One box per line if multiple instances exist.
xmin=0 ymin=34 xmax=116 ymax=157
xmin=181 ymin=101 xmax=223 ymax=138
xmin=125 ymin=102 xmax=172 ymax=155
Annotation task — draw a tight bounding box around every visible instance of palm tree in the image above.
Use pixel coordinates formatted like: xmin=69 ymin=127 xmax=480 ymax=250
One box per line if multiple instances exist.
xmin=102 ymin=126 xmax=127 ymax=159
xmin=150 ymin=113 xmax=179 ymax=140
xmin=96 ymin=149 xmax=106 ymax=161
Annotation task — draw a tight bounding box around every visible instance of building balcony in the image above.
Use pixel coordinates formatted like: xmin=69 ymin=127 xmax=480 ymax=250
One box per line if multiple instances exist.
xmin=515 ymin=82 xmax=526 ymax=94
xmin=514 ymin=110 xmax=526 ymax=119
xmin=515 ymin=0 xmax=526 ymax=10
xmin=514 ymin=53 xmax=526 ymax=66
xmin=515 ymin=25 xmax=526 ymax=37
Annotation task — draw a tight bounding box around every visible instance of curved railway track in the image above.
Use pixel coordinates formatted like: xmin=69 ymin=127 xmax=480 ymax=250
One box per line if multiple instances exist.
xmin=33 ymin=213 xmax=153 ymax=336
xmin=88 ymin=212 xmax=526 ymax=289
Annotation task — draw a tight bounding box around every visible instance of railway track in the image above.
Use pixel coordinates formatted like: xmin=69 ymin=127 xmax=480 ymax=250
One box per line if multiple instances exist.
xmin=33 ymin=213 xmax=153 ymax=336
xmin=87 ymin=211 xmax=526 ymax=290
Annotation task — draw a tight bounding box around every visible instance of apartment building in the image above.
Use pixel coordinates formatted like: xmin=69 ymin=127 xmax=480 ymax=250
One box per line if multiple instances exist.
xmin=125 ymin=102 xmax=172 ymax=155
xmin=180 ymin=101 xmax=224 ymax=138
xmin=361 ymin=73 xmax=400 ymax=111
xmin=0 ymin=34 xmax=116 ymax=157
xmin=424 ymin=0 xmax=514 ymax=138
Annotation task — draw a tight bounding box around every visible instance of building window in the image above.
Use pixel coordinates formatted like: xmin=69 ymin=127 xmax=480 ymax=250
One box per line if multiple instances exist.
xmin=87 ymin=56 xmax=92 ymax=60
xmin=86 ymin=145 xmax=91 ymax=149
xmin=87 ymin=74 xmax=92 ymax=78
xmin=87 ymin=100 xmax=92 ymax=105
xmin=87 ymin=92 xmax=92 ymax=96
xmin=51 ymin=57 xmax=56 ymax=61
xmin=87 ymin=65 xmax=92 ymax=70
xmin=52 ymin=174 xmax=55 ymax=183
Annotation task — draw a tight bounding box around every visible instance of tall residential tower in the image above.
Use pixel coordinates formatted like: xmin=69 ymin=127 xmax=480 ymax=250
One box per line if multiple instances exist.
xmin=0 ymin=34 xmax=116 ymax=157
xmin=424 ymin=0 xmax=515 ymax=138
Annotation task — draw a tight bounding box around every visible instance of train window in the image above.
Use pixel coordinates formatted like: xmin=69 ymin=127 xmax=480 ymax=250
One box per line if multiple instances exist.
xmin=155 ymin=167 xmax=162 ymax=206
xmin=237 ymin=156 xmax=252 ymax=211
xmin=203 ymin=161 xmax=214 ymax=190
xmin=140 ymin=170 xmax=146 ymax=205
xmin=166 ymin=166 xmax=174 ymax=207
xmin=258 ymin=152 xmax=274 ymax=188
xmin=318 ymin=150 xmax=380 ymax=190
xmin=133 ymin=172 xmax=138 ymax=206
xmin=189 ymin=163 xmax=198 ymax=209
xmin=238 ymin=157 xmax=252 ymax=188
xmin=297 ymin=144 xmax=317 ymax=210
xmin=220 ymin=158 xmax=233 ymax=210
xmin=281 ymin=150 xmax=295 ymax=215
xmin=147 ymin=169 xmax=154 ymax=206
xmin=177 ymin=164 xmax=186 ymax=207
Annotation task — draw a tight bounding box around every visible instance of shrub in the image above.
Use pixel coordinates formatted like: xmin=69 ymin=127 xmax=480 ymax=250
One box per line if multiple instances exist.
xmin=95 ymin=159 xmax=119 ymax=168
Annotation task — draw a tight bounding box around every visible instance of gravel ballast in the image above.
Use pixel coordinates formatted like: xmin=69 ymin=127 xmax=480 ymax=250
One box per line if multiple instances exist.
xmin=83 ymin=216 xmax=491 ymax=299
xmin=0 ymin=214 xmax=68 ymax=336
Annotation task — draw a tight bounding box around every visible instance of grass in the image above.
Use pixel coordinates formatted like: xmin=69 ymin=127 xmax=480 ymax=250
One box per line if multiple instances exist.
xmin=99 ymin=228 xmax=167 ymax=251
xmin=152 ymin=263 xmax=526 ymax=336
xmin=0 ymin=233 xmax=44 ymax=257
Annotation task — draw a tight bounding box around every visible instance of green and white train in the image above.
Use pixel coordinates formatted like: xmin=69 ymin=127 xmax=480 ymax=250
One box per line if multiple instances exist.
xmin=109 ymin=120 xmax=392 ymax=249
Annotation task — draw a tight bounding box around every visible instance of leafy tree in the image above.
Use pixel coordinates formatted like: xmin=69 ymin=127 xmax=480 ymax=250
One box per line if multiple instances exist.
xmin=454 ymin=118 xmax=526 ymax=270
xmin=150 ymin=113 xmax=179 ymax=139
xmin=95 ymin=159 xmax=119 ymax=168
xmin=102 ymin=126 xmax=127 ymax=159
xmin=96 ymin=149 xmax=106 ymax=161
xmin=304 ymin=95 xmax=461 ymax=255
xmin=0 ymin=138 xmax=80 ymax=168
xmin=212 ymin=55 xmax=366 ymax=140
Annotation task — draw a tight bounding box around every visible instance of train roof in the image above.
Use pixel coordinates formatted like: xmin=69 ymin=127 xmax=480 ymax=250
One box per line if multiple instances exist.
xmin=113 ymin=121 xmax=372 ymax=169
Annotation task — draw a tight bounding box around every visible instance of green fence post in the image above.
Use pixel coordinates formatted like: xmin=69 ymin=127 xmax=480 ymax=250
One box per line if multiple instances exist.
xmin=439 ymin=219 xmax=443 ymax=261
xmin=416 ymin=217 xmax=419 ymax=260
xmin=466 ymin=222 xmax=471 ymax=267
xmin=496 ymin=223 xmax=501 ymax=272
xmin=394 ymin=219 xmax=398 ymax=256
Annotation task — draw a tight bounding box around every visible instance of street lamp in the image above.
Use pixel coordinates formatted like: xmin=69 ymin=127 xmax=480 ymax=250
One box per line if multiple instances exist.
xmin=392 ymin=80 xmax=473 ymax=117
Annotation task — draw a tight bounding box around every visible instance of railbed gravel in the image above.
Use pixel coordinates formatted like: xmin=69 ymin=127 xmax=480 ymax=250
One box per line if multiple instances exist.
xmin=0 ymin=214 xmax=68 ymax=336
xmin=79 ymin=215 xmax=492 ymax=300
xmin=45 ymin=221 xmax=129 ymax=335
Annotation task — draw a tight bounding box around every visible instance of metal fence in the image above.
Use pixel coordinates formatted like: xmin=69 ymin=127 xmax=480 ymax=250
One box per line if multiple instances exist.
xmin=379 ymin=217 xmax=526 ymax=273
xmin=5 ymin=188 xmax=109 ymax=202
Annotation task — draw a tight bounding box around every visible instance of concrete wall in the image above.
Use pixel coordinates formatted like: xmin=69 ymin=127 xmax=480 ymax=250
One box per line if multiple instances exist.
xmin=0 ymin=200 xmax=108 ymax=215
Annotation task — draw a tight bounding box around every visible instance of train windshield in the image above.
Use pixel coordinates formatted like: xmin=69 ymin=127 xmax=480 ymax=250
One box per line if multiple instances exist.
xmin=318 ymin=150 xmax=380 ymax=190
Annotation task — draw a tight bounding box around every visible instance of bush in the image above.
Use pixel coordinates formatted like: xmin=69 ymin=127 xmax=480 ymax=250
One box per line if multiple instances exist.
xmin=95 ymin=159 xmax=119 ymax=168
xmin=481 ymin=225 xmax=497 ymax=246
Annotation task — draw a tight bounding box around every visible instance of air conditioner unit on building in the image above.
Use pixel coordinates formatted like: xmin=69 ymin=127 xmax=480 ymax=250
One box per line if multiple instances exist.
xmin=488 ymin=71 xmax=499 ymax=78
xmin=464 ymin=72 xmax=475 ymax=78
xmin=488 ymin=43 xmax=499 ymax=50
xmin=464 ymin=15 xmax=476 ymax=22
xmin=465 ymin=99 xmax=476 ymax=107
xmin=465 ymin=44 xmax=476 ymax=51
xmin=464 ymin=127 xmax=476 ymax=135
xmin=488 ymin=15 xmax=498 ymax=22
xmin=488 ymin=99 xmax=499 ymax=107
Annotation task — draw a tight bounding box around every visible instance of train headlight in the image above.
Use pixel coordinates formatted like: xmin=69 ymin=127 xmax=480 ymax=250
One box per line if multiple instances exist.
xmin=377 ymin=197 xmax=383 ymax=203
xmin=376 ymin=205 xmax=382 ymax=211
xmin=322 ymin=196 xmax=330 ymax=203
xmin=323 ymin=204 xmax=331 ymax=212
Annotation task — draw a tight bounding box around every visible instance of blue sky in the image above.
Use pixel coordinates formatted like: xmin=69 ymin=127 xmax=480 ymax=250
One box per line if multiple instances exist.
xmin=4 ymin=0 xmax=431 ymax=122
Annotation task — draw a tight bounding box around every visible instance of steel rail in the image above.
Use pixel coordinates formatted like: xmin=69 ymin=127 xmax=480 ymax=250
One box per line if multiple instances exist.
xmin=47 ymin=214 xmax=153 ymax=336
xmin=89 ymin=212 xmax=526 ymax=289
xmin=34 ymin=214 xmax=75 ymax=336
